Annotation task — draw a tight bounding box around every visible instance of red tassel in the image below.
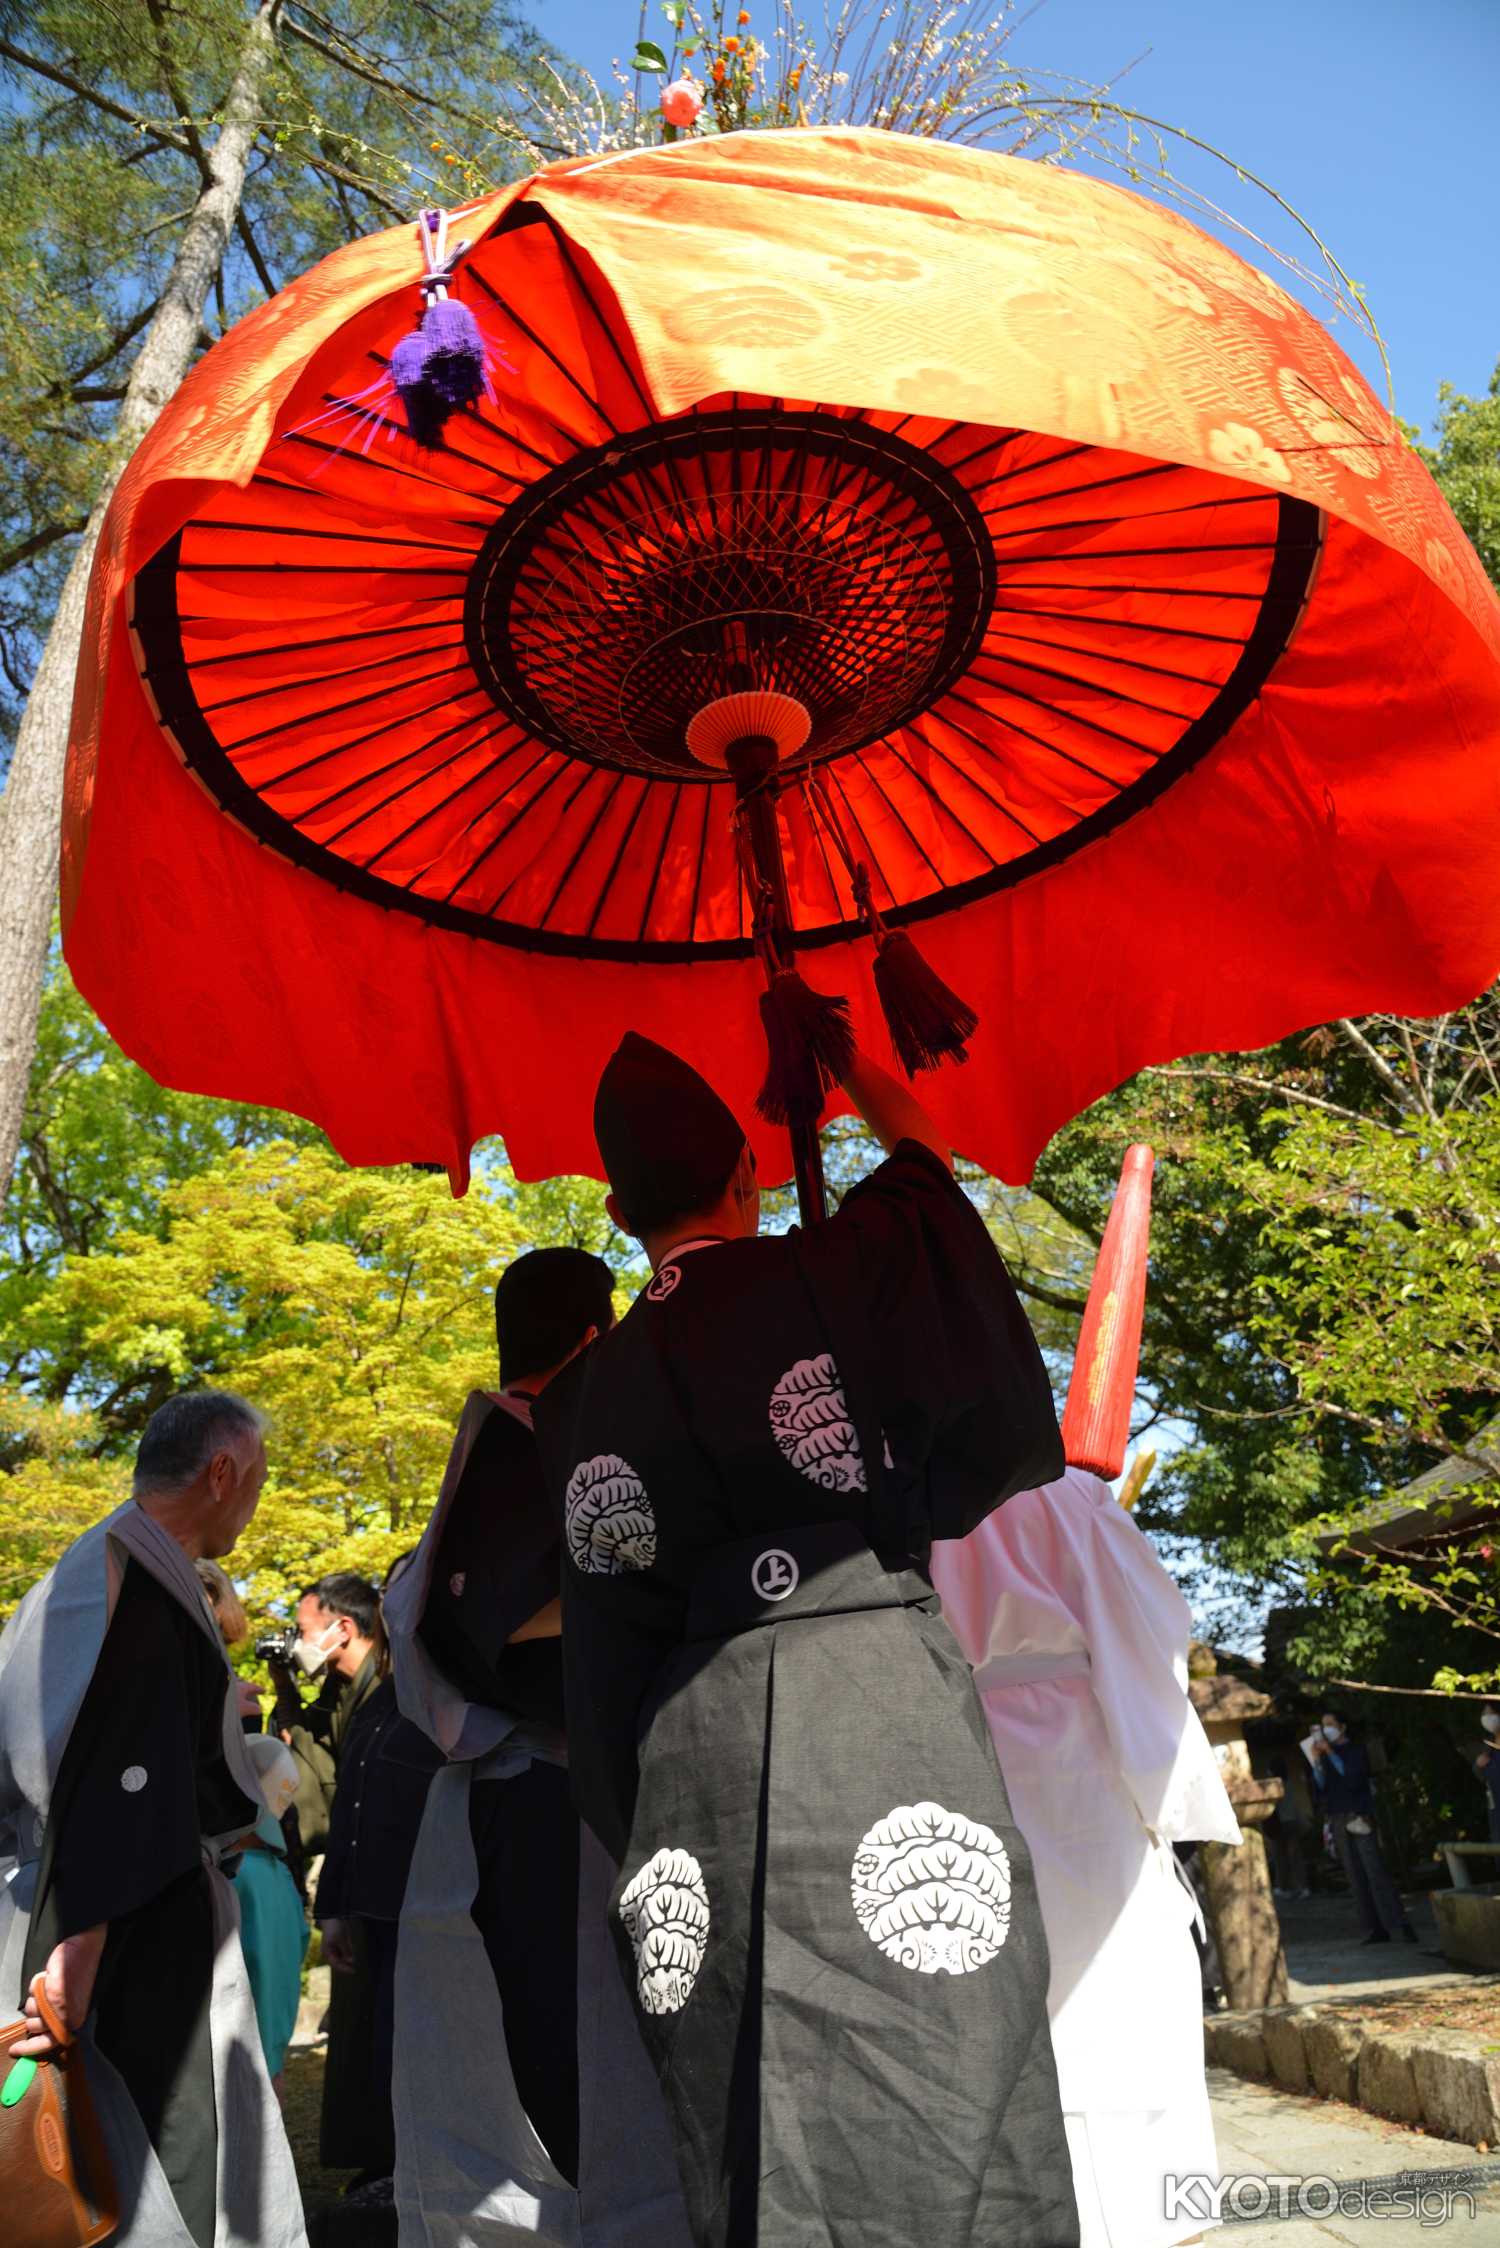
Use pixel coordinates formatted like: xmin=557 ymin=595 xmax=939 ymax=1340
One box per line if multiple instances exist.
xmin=873 ymin=930 xmax=979 ymax=1075
xmin=1061 ymin=1145 xmax=1154 ymax=1479
xmin=755 ymin=969 xmax=854 ymax=1128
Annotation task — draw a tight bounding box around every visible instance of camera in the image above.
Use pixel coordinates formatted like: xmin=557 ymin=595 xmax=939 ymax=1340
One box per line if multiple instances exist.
xmin=254 ymin=1625 xmax=299 ymax=1665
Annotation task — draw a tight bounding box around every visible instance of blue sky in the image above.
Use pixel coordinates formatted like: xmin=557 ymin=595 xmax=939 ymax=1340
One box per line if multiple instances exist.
xmin=533 ymin=0 xmax=1498 ymax=435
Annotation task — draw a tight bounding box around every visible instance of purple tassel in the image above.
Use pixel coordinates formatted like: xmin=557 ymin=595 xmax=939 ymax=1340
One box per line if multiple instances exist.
xmin=421 ymin=296 xmax=487 ymax=409
xmin=390 ymin=328 xmax=450 ymax=445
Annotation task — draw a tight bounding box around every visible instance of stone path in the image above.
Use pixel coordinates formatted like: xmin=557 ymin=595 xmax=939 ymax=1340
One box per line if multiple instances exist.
xmin=1209 ymin=2066 xmax=1500 ymax=2243
xmin=1279 ymin=1893 xmax=1480 ymax=2007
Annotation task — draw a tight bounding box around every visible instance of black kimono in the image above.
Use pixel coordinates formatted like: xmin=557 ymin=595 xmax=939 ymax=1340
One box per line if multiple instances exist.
xmin=534 ymin=1140 xmax=1079 ymax=2248
xmin=23 ymin=1558 xmax=260 ymax=2248
xmin=383 ymin=1392 xmax=690 ymax=2245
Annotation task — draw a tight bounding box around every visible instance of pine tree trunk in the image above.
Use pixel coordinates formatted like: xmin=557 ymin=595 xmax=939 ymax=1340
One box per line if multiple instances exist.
xmin=0 ymin=0 xmax=280 ymax=1203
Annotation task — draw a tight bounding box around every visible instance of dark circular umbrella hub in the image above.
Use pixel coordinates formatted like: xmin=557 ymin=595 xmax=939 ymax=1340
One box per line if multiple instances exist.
xmin=464 ymin=409 xmax=997 ymax=779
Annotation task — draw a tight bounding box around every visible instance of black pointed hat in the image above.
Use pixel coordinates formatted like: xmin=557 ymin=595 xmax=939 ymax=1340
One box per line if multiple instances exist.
xmin=594 ymin=1032 xmax=747 ymax=1230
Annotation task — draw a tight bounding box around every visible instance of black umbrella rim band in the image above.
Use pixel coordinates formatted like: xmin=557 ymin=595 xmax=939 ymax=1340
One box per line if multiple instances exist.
xmin=128 ymin=491 xmax=1322 ymax=964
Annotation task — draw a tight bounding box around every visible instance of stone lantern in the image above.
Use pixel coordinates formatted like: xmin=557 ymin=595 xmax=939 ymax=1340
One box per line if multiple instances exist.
xmin=1189 ymin=1645 xmax=1289 ymax=2009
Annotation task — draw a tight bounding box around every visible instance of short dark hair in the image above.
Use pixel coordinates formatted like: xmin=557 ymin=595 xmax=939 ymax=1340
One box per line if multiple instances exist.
xmin=494 ymin=1247 xmax=615 ymax=1387
xmin=617 ymin=1148 xmax=744 ymax=1240
xmin=134 ymin=1389 xmax=265 ymax=1496
xmin=302 ymin=1571 xmax=381 ymax=1641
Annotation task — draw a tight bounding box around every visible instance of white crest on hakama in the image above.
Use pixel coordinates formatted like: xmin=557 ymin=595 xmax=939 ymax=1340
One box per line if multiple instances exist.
xmin=565 ymin=1453 xmax=657 ymax=1575
xmin=850 ymin=1801 xmax=1012 ymax=1975
xmin=768 ymin=1354 xmax=867 ymax=1493
xmin=618 ymin=1846 xmax=711 ymax=2014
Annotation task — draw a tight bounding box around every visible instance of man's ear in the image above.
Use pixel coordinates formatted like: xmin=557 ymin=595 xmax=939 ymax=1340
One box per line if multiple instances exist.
xmin=605 ymin=1190 xmax=626 ymax=1232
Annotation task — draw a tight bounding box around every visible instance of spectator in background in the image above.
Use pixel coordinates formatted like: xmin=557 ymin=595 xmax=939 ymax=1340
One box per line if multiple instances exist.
xmin=197 ymin=1556 xmax=267 ymax=1729
xmin=237 ymin=1733 xmax=310 ymax=2102
xmin=272 ymin=1573 xmax=383 ymax=1856
xmin=267 ymin=1572 xmax=384 ymax=2176
xmin=315 ymin=1553 xmax=441 ymax=2232
xmin=1309 ymin=1712 xmax=1417 ymax=1945
xmin=1474 ymin=1701 xmax=1500 ymax=1845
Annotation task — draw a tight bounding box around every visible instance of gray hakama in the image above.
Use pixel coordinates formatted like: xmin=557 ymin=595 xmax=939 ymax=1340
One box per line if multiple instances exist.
xmin=385 ymin=1393 xmax=690 ymax=2247
xmin=534 ymin=1141 xmax=1081 ymax=2248
xmin=0 ymin=1500 xmax=307 ymax=2248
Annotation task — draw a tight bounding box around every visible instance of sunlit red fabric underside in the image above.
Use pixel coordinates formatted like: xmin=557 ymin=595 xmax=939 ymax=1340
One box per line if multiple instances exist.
xmin=63 ymin=130 xmax=1500 ymax=1191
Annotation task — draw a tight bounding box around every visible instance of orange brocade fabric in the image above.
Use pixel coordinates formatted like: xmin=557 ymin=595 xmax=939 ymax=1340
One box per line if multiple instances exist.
xmin=62 ymin=130 xmax=1500 ymax=1190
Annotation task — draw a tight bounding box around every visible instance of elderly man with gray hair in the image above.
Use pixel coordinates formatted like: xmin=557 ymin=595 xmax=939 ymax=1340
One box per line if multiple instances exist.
xmin=0 ymin=1389 xmax=308 ymax=2248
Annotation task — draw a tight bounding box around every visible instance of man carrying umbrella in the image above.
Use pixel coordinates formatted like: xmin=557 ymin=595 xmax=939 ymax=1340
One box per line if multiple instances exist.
xmin=533 ymin=1033 xmax=1079 ymax=2248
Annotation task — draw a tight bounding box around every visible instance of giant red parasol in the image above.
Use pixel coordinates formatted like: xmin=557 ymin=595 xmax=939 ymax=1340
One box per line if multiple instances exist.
xmin=62 ymin=130 xmax=1500 ymax=1200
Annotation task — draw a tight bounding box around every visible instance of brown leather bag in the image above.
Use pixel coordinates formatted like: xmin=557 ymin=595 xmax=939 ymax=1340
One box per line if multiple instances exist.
xmin=0 ymin=1975 xmax=118 ymax=2246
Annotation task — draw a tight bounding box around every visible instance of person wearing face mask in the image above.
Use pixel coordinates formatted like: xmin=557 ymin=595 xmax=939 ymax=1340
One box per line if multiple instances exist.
xmin=1307 ymin=1713 xmax=1417 ymax=1945
xmin=271 ymin=1573 xmax=384 ymax=1858
xmin=1473 ymin=1704 xmax=1500 ymax=1845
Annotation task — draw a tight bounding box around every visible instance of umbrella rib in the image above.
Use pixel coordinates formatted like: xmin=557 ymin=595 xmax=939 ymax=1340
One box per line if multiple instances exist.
xmin=322 ymin=720 xmax=528 ymax=855
xmin=224 ymin=657 xmax=476 ymax=752
xmin=545 ymin=221 xmax=656 ymax=423
xmin=986 ymin=493 xmax=1270 ymax=540
xmin=465 ymin=266 xmax=620 ymax=440
xmin=237 ymin=682 xmax=490 ymax=790
xmin=267 ymin=704 xmax=518 ymax=820
xmin=488 ymin=764 xmax=607 ymax=918
xmin=1000 ymin=536 xmax=1304 ymax=565
xmin=984 ymin=623 xmax=1226 ymax=688
xmin=636 ymin=781 xmax=686 ymax=945
xmin=988 ymin=598 xmax=1251 ymax=647
xmin=824 ymin=763 xmax=898 ymax=914
xmin=969 ymin=649 xmax=1205 ymax=724
xmin=360 ymin=731 xmax=539 ymax=871
xmin=991 ymin=576 xmax=1265 ymax=602
xmin=800 ymin=782 xmax=850 ymax=924
xmin=434 ymin=745 xmax=559 ymax=898
xmin=175 ymin=560 xmax=469 ymax=578
xmin=538 ymin=769 xmax=630 ymax=930
xmin=583 ymin=775 xmax=654 ymax=940
xmin=442 ymin=753 xmax=572 ymax=905
xmin=176 ymin=616 xmax=464 ymax=673
xmin=688 ymin=785 xmax=715 ymax=946
xmin=900 ymin=720 xmax=1047 ymax=848
xmin=186 ymin=516 xmax=484 ymax=556
xmin=293 ymin=390 xmax=550 ymax=482
xmin=943 ymin=682 xmax=1149 ymax=781
xmin=980 ymin=459 xmax=1177 ymax=519
xmin=196 ymin=635 xmax=469 ymax=719
xmin=848 ymin=750 xmax=946 ymax=885
xmin=870 ymin=736 xmax=1006 ymax=871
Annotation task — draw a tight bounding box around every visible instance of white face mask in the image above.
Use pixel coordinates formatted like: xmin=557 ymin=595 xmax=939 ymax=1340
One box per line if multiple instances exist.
xmin=292 ymin=1621 xmax=341 ymax=1679
xmin=1483 ymin=1712 xmax=1500 ymax=1736
xmin=1322 ymin=1724 xmax=1342 ymax=1743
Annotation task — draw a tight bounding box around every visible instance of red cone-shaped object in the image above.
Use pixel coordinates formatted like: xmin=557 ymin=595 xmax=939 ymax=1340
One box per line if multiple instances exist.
xmin=1061 ymin=1145 xmax=1154 ymax=1478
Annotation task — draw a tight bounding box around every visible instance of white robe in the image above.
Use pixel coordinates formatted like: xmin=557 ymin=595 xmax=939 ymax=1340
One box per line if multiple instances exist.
xmin=930 ymin=1467 xmax=1240 ymax=2248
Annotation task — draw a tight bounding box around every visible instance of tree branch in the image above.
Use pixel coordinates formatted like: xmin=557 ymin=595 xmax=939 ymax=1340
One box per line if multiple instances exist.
xmin=0 ymin=37 xmax=191 ymax=152
xmin=0 ymin=518 xmax=88 ymax=575
xmin=1145 ymin=1063 xmax=1405 ymax=1132
xmin=1334 ymin=1017 xmax=1415 ymax=1116
xmin=55 ymin=300 xmax=161 ymax=392
xmin=1327 ymin=1676 xmax=1499 ymax=1701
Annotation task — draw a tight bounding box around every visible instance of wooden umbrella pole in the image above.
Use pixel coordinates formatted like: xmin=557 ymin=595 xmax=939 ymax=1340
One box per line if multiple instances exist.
xmin=727 ymin=734 xmax=830 ymax=1228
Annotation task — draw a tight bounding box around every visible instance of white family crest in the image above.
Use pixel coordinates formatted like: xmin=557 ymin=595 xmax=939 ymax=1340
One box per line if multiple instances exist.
xmin=645 ymin=1264 xmax=682 ymax=1303
xmin=850 ymin=1801 xmax=1012 ymax=1976
xmin=618 ymin=1846 xmax=711 ymax=2014
xmin=564 ymin=1453 xmax=657 ymax=1575
xmin=768 ymin=1354 xmax=866 ymax=1493
xmin=751 ymin=1547 xmax=799 ymax=1601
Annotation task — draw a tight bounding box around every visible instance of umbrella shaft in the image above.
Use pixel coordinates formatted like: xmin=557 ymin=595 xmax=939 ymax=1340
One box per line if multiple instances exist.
xmin=730 ymin=747 xmax=830 ymax=1227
